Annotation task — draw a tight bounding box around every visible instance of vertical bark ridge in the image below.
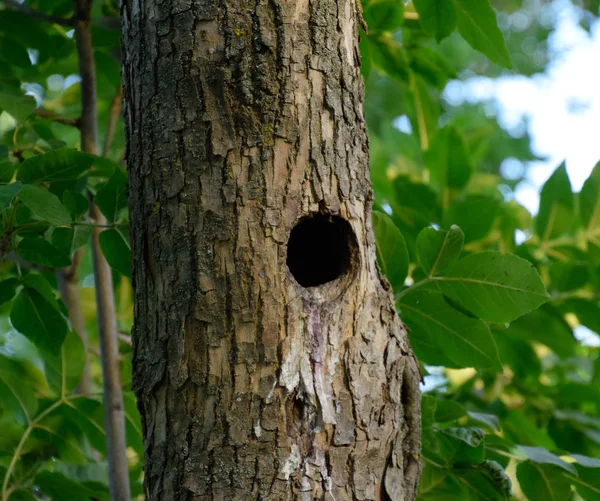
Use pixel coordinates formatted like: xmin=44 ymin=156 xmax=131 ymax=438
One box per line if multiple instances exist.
xmin=121 ymin=0 xmax=421 ymax=499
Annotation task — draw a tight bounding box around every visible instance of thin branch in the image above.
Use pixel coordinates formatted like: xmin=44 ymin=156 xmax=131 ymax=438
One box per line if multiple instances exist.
xmin=34 ymin=109 xmax=80 ymax=128
xmin=3 ymin=0 xmax=75 ymax=27
xmin=118 ymin=333 xmax=132 ymax=345
xmin=74 ymin=0 xmax=131 ymax=498
xmin=56 ymin=249 xmax=93 ymax=395
xmin=103 ymin=84 xmax=123 ymax=157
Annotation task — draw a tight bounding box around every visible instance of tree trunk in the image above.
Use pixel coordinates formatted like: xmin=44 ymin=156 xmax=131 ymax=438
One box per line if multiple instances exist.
xmin=121 ymin=1 xmax=422 ymax=500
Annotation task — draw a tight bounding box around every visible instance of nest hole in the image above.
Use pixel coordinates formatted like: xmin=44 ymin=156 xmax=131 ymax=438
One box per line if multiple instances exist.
xmin=286 ymin=213 xmax=357 ymax=288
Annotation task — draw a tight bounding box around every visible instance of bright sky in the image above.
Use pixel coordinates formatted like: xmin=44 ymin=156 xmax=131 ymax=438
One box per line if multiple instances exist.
xmin=445 ymin=0 xmax=600 ymax=214
xmin=423 ymin=2 xmax=600 ymax=387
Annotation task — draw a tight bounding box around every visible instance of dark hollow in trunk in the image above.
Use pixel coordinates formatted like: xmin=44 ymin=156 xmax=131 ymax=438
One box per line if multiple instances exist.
xmin=121 ymin=0 xmax=422 ymax=499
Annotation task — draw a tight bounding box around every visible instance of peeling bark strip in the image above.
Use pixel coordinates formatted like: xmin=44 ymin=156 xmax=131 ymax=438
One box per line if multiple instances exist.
xmin=121 ymin=0 xmax=422 ymax=499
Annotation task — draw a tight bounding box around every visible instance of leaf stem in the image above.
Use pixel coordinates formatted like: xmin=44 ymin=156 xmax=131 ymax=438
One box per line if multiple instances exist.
xmin=409 ymin=70 xmax=429 ymax=151
xmin=2 ymin=399 xmax=64 ymax=501
xmin=395 ymin=277 xmax=433 ymax=301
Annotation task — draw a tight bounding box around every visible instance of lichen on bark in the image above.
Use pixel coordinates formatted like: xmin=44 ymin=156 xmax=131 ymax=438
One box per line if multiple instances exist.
xmin=121 ymin=0 xmax=422 ymax=499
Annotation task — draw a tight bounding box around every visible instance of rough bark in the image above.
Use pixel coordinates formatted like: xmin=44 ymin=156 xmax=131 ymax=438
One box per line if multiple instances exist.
xmin=121 ymin=1 xmax=422 ymax=500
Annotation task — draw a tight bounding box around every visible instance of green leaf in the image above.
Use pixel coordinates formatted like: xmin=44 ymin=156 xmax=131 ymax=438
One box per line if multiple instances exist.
xmin=425 ymin=126 xmax=473 ymax=189
xmin=63 ymin=397 xmax=106 ymax=455
xmin=535 ymin=163 xmax=574 ymax=240
xmin=559 ymin=298 xmax=600 ymax=335
xmin=409 ymin=72 xmax=440 ymax=147
xmin=413 ymin=0 xmax=456 ymax=42
xmin=22 ymin=273 xmax=61 ymax=310
xmin=517 ymin=462 xmax=572 ymax=501
xmin=453 ymin=463 xmax=511 ymax=500
xmin=418 ymin=464 xmax=469 ymax=500
xmin=0 ymin=160 xmax=15 ymax=183
xmin=71 ymin=225 xmax=92 ymax=252
xmin=0 ymin=277 xmax=19 ymax=306
xmin=516 ymin=446 xmax=577 ymax=475
xmin=468 ymin=412 xmax=500 ymax=431
xmin=573 ymin=463 xmax=600 ymax=501
xmin=399 ymin=289 xmax=502 ymax=370
xmin=443 ymin=427 xmax=485 ymax=448
xmin=10 ymin=287 xmax=68 ymax=355
xmin=438 ymin=251 xmax=549 ymax=323
xmin=366 ymin=35 xmax=409 ymax=81
xmin=444 ymin=195 xmax=501 ymax=244
xmin=372 ymin=210 xmax=409 ymax=291
xmin=580 ymin=162 xmax=600 ymax=257
xmin=434 ymin=400 xmax=466 ymax=422
xmin=505 ymin=307 xmax=576 ymax=357
xmin=0 ymin=181 xmax=22 ymax=212
xmin=34 ymin=471 xmax=109 ymax=501
xmin=364 ymin=1 xmax=404 ymax=32
xmin=94 ymin=168 xmax=128 ymax=222
xmin=62 ymin=190 xmax=89 ymax=220
xmin=502 ymin=411 xmax=556 ymax=450
xmin=16 ymin=237 xmax=71 ymax=268
xmin=52 ymin=227 xmax=75 ymax=256
xmin=0 ymin=91 xmax=36 ymax=122
xmin=43 ymin=330 xmax=86 ymax=398
xmin=17 ymin=149 xmax=93 ymax=184
xmin=452 ymin=0 xmax=512 ymax=67
xmin=0 ymin=356 xmax=39 ymax=425
xmin=417 ymin=225 xmax=464 ymax=276
xmin=17 ymin=184 xmax=72 ymax=227
xmin=98 ymin=227 xmax=131 ymax=277
xmin=123 ymin=391 xmax=143 ymax=455
xmin=394 ymin=177 xmax=441 ymax=227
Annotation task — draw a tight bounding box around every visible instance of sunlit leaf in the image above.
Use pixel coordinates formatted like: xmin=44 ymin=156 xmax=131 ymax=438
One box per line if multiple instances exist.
xmin=43 ymin=330 xmax=86 ymax=398
xmin=425 ymin=126 xmax=473 ymax=189
xmin=364 ymin=1 xmax=404 ymax=32
xmin=438 ymin=251 xmax=549 ymax=323
xmin=373 ymin=210 xmax=409 ymax=291
xmin=399 ymin=289 xmax=502 ymax=370
xmin=452 ymin=0 xmax=512 ymax=68
xmin=416 ymin=225 xmax=464 ymax=276
xmin=536 ymin=163 xmax=574 ymax=241
xmin=0 ymin=91 xmax=36 ymax=122
xmin=413 ymin=0 xmax=456 ymax=42
xmin=517 ymin=462 xmax=572 ymax=501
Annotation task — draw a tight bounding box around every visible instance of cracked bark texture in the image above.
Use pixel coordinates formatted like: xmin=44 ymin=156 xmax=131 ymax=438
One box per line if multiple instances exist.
xmin=121 ymin=0 xmax=422 ymax=500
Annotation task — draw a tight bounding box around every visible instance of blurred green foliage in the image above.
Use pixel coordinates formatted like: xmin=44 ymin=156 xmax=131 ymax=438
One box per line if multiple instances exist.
xmin=0 ymin=0 xmax=598 ymax=499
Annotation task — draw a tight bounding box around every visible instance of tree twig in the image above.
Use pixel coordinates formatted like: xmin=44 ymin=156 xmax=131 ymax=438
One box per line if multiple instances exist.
xmin=3 ymin=0 xmax=75 ymax=27
xmin=34 ymin=109 xmax=80 ymax=128
xmin=74 ymin=0 xmax=131 ymax=499
xmin=56 ymin=250 xmax=93 ymax=395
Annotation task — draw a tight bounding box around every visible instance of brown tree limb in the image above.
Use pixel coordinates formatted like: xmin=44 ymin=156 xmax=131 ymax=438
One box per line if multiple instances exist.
xmin=56 ymin=250 xmax=93 ymax=395
xmin=3 ymin=0 xmax=75 ymax=26
xmin=74 ymin=0 xmax=131 ymax=499
xmin=34 ymin=109 xmax=81 ymax=128
xmin=102 ymin=84 xmax=123 ymax=157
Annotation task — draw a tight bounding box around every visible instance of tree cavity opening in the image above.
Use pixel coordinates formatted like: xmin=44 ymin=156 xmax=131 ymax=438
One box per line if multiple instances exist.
xmin=286 ymin=213 xmax=357 ymax=288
